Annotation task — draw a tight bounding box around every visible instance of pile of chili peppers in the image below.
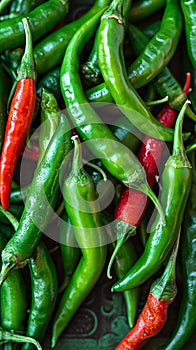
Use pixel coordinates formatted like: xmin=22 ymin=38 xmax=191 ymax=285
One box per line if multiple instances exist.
xmin=0 ymin=0 xmax=195 ymax=349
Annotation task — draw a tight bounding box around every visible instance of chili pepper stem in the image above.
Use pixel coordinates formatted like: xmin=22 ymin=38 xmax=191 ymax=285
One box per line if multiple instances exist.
xmin=0 ymin=327 xmax=42 ymax=350
xmin=139 ymin=182 xmax=165 ymax=222
xmin=150 ymin=231 xmax=180 ymax=301
xmin=17 ymin=17 xmax=36 ymax=80
xmin=107 ymin=222 xmax=136 ymax=279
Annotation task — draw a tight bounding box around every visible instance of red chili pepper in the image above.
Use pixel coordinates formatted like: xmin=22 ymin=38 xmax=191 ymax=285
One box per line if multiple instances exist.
xmin=115 ymin=234 xmax=180 ymax=350
xmin=0 ymin=17 xmax=36 ymax=210
xmin=114 ymin=73 xmax=191 ymax=227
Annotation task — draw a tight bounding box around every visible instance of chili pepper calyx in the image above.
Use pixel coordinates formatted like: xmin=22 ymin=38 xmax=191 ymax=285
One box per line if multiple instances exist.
xmin=166 ymin=100 xmax=192 ymax=169
xmin=150 ymin=232 xmax=180 ymax=301
xmin=107 ymin=222 xmax=136 ymax=279
xmin=101 ymin=0 xmax=126 ymax=25
xmin=0 ymin=252 xmax=28 ymax=285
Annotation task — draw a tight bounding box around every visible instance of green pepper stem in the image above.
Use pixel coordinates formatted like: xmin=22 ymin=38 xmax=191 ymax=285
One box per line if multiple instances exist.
xmin=71 ymin=135 xmax=83 ymax=176
xmin=83 ymin=160 xmax=107 ymax=182
xmin=17 ymin=17 xmax=36 ymax=81
xmin=141 ymin=183 xmax=165 ymax=223
xmin=0 ymin=327 xmax=42 ymax=350
xmin=150 ymin=230 xmax=180 ymax=301
xmin=173 ymin=100 xmax=190 ymax=157
xmin=101 ymin=0 xmax=125 ymax=24
xmin=107 ymin=222 xmax=136 ymax=279
xmin=146 ymin=95 xmax=169 ymax=106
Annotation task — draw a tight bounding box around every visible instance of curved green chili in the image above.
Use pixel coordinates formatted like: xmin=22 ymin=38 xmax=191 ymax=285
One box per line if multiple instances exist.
xmin=0 ymin=0 xmax=70 ymax=53
xmin=0 ymin=112 xmax=72 ymax=283
xmin=51 ymin=135 xmax=107 ymax=347
xmin=97 ymin=0 xmax=175 ymax=141
xmin=128 ymin=0 xmax=183 ymax=88
xmin=181 ymin=0 xmax=196 ymax=70
xmin=0 ymin=223 xmax=28 ymax=346
xmin=162 ymin=150 xmax=196 ymax=350
xmin=59 ymin=211 xmax=81 ymax=291
xmin=128 ymin=23 xmax=196 ymax=121
xmin=21 ymin=240 xmax=58 ymax=350
xmin=60 ymin=8 xmax=165 ymax=222
xmin=112 ymin=101 xmax=192 ymax=292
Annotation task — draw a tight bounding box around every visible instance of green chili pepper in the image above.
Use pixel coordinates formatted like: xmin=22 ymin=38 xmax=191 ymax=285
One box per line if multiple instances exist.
xmin=128 ymin=0 xmax=183 ymax=88
xmin=0 ymin=112 xmax=72 ymax=283
xmin=51 ymin=135 xmax=107 ymax=347
xmin=0 ymin=224 xmax=27 ymax=348
xmin=98 ymin=0 xmax=176 ymax=141
xmin=21 ymin=240 xmax=58 ymax=350
xmin=37 ymin=66 xmax=61 ymax=101
xmin=59 ymin=210 xmax=81 ymax=292
xmin=111 ymin=101 xmax=192 ymax=292
xmin=129 ymin=0 xmax=166 ymax=22
xmin=60 ymin=8 xmax=165 ymax=221
xmin=181 ymin=0 xmax=196 ymax=70
xmin=183 ymin=42 xmax=196 ymax=114
xmin=128 ymin=22 xmax=196 ymax=121
xmin=0 ymin=0 xmax=70 ymax=53
xmin=162 ymin=150 xmax=196 ymax=350
xmin=34 ymin=0 xmax=111 ymax=76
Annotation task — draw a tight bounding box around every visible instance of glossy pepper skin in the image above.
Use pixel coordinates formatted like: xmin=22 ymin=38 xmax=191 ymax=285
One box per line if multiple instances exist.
xmin=0 ymin=0 xmax=69 ymax=53
xmin=51 ymin=136 xmax=107 ymax=347
xmin=97 ymin=0 xmax=175 ymax=141
xmin=60 ymin=8 xmax=166 ymax=221
xmin=21 ymin=240 xmax=58 ymax=350
xmin=129 ymin=0 xmax=165 ymax=22
xmin=115 ymin=233 xmax=179 ymax=349
xmin=128 ymin=0 xmax=183 ymax=88
xmin=0 ymin=112 xmax=72 ymax=283
xmin=59 ymin=210 xmax=81 ymax=292
xmin=162 ymin=151 xmax=196 ymax=350
xmin=112 ymin=101 xmax=192 ymax=293
xmin=10 ymin=0 xmax=46 ymax=15
xmin=0 ymin=17 xmax=36 ymax=210
xmin=34 ymin=0 xmax=111 ymax=76
xmin=181 ymin=0 xmax=196 ymax=70
xmin=0 ymin=229 xmax=27 ymax=348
